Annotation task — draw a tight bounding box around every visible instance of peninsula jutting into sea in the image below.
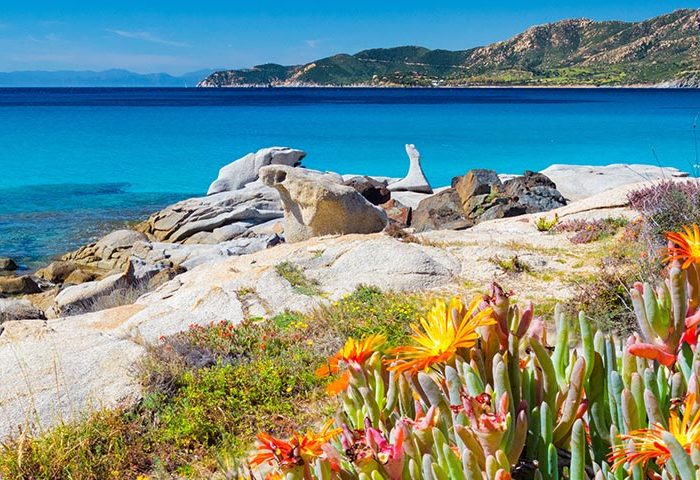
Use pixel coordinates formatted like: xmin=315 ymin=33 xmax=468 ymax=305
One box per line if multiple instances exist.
xmin=199 ymin=9 xmax=700 ymax=88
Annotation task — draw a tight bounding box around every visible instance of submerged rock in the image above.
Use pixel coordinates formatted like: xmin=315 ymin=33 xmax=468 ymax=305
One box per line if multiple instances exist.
xmin=387 ymin=144 xmax=433 ymax=194
xmin=207 ymin=146 xmax=306 ymax=195
xmin=0 ymin=258 xmax=17 ymax=272
xmin=260 ymin=165 xmax=388 ymax=242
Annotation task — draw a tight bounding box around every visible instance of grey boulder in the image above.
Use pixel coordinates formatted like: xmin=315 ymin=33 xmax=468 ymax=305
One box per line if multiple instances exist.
xmin=0 ymin=299 xmax=45 ymax=322
xmin=137 ymin=183 xmax=283 ymax=243
xmin=207 ymin=147 xmax=306 ymax=195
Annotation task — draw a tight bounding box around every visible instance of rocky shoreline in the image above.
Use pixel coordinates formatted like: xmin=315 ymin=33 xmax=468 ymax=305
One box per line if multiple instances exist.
xmin=0 ymin=146 xmax=689 ymax=321
xmin=0 ymin=145 xmax=691 ymax=439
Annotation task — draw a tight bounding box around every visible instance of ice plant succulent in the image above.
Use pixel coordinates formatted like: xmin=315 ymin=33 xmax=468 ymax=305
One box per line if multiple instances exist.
xmin=249 ymin=420 xmax=341 ymax=473
xmin=610 ymin=394 xmax=700 ymax=471
xmin=316 ymin=334 xmax=386 ymax=395
xmin=666 ymin=224 xmax=700 ymax=269
xmin=386 ymin=295 xmax=495 ymax=375
xmin=242 ymin=223 xmax=700 ymax=479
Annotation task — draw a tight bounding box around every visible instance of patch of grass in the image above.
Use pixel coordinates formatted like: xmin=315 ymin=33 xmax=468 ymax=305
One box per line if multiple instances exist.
xmin=0 ymin=408 xmax=152 ymax=479
xmin=564 ymin=223 xmax=658 ymax=335
xmin=274 ymin=261 xmax=323 ymax=296
xmin=535 ymin=214 xmax=559 ymax=232
xmin=309 ymin=285 xmax=423 ymax=347
xmin=553 ymin=217 xmax=628 ymax=244
xmin=491 ymin=254 xmax=532 ymax=274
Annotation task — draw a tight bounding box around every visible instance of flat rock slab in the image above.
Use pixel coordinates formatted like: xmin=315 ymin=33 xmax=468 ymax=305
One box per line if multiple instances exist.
xmin=541 ymin=164 xmax=688 ymax=201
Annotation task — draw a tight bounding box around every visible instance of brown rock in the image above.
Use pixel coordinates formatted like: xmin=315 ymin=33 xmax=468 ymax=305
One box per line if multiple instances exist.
xmin=259 ymin=165 xmax=388 ymax=242
xmin=344 ymin=176 xmax=391 ymax=205
xmin=453 ymin=169 xmax=502 ymax=214
xmin=0 ymin=276 xmax=41 ymax=295
xmin=380 ymin=198 xmax=412 ymax=227
xmin=412 ymin=189 xmax=471 ymax=233
xmin=0 ymin=258 xmax=18 ymax=271
xmin=35 ymin=261 xmax=79 ymax=284
xmin=64 ymin=269 xmax=98 ymax=285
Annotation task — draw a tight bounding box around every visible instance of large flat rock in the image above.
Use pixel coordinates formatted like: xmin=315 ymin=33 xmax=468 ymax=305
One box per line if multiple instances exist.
xmin=541 ymin=164 xmax=688 ymax=201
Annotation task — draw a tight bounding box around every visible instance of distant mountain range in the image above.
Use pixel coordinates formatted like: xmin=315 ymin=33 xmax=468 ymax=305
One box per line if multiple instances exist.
xmin=200 ymin=9 xmax=700 ymax=88
xmin=0 ymin=69 xmax=216 ymax=87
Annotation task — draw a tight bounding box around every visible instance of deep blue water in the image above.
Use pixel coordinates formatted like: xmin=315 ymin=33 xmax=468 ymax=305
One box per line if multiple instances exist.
xmin=1 ymin=87 xmax=700 ymax=267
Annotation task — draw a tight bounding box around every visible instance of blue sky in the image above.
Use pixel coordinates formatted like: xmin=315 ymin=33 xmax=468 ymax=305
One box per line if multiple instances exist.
xmin=0 ymin=0 xmax=696 ymax=74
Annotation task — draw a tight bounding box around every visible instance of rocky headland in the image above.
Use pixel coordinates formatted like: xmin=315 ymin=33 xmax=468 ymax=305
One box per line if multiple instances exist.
xmin=0 ymin=145 xmax=690 ymax=440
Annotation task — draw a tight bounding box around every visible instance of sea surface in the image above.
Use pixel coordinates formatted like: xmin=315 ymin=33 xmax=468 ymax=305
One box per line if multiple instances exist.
xmin=1 ymin=87 xmax=700 ymax=267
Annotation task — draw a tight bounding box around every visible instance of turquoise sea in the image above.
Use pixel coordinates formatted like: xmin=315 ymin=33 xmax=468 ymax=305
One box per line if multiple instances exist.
xmin=1 ymin=87 xmax=700 ymax=267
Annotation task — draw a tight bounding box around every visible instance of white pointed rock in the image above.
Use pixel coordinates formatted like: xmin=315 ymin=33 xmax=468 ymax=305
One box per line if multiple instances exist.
xmin=387 ymin=144 xmax=433 ymax=194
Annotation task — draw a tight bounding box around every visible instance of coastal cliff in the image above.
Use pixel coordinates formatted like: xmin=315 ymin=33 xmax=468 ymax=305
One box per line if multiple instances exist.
xmin=200 ymin=9 xmax=700 ymax=88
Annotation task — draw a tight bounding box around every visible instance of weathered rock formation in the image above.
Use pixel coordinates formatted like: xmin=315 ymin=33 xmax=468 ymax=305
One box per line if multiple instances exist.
xmin=260 ymin=165 xmax=388 ymax=242
xmin=64 ymin=230 xmax=149 ymax=272
xmin=411 ymin=189 xmax=471 ymax=232
xmin=137 ymin=184 xmax=283 ymax=244
xmin=207 ymin=147 xmax=306 ymax=195
xmin=413 ymin=169 xmax=566 ymax=232
xmin=387 ymin=144 xmax=433 ymax=194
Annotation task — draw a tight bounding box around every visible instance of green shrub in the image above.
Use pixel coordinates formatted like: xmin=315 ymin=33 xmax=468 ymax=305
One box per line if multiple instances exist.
xmin=535 ymin=213 xmax=559 ymax=232
xmin=274 ymin=261 xmax=323 ymax=296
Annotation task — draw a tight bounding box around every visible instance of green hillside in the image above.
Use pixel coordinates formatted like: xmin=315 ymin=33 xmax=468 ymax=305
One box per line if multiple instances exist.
xmin=199 ymin=9 xmax=700 ymax=87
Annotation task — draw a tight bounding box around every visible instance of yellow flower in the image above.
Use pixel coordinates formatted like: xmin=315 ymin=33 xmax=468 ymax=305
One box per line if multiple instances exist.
xmin=386 ymin=296 xmax=495 ymax=375
xmin=315 ymin=334 xmax=386 ymax=395
xmin=610 ymin=393 xmax=700 ymax=470
xmin=666 ymin=224 xmax=700 ymax=269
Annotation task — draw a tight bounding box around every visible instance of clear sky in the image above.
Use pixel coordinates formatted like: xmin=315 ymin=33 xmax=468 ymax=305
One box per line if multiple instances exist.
xmin=0 ymin=0 xmax=696 ymax=74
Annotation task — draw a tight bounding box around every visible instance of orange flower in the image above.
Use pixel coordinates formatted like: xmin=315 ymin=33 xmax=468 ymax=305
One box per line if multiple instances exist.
xmin=610 ymin=393 xmax=700 ymax=470
xmin=666 ymin=224 xmax=700 ymax=269
xmin=386 ymin=296 xmax=495 ymax=375
xmin=250 ymin=419 xmax=341 ymax=471
xmin=316 ymin=334 xmax=386 ymax=395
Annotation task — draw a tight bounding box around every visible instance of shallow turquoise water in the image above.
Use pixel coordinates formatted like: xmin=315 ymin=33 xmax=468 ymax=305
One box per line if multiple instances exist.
xmin=1 ymin=87 xmax=699 ymax=266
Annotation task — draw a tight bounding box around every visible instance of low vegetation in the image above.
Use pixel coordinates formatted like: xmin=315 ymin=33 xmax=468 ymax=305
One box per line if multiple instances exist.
xmin=535 ymin=214 xmax=559 ymax=232
xmin=553 ymin=216 xmax=628 ymax=244
xmin=0 ymin=286 xmax=422 ymax=478
xmin=240 ymin=223 xmax=700 ymax=479
xmin=275 ymin=261 xmax=323 ymax=296
xmin=628 ymin=179 xmax=700 ymax=247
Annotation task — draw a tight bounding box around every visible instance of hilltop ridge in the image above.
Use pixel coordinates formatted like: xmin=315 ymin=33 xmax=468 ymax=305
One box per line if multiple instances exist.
xmin=200 ymin=9 xmax=700 ymax=87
